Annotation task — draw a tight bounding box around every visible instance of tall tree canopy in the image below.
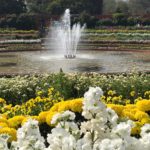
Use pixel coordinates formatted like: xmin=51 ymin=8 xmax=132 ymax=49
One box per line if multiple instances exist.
xmin=26 ymin=0 xmax=103 ymax=15
xmin=0 ymin=0 xmax=26 ymax=14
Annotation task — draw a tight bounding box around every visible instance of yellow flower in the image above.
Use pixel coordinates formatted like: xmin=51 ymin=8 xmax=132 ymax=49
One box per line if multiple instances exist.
xmin=144 ymin=91 xmax=150 ymax=98
xmin=122 ymin=109 xmax=137 ymax=120
xmin=8 ymin=116 xmax=26 ymax=128
xmin=0 ymin=117 xmax=8 ymax=125
xmin=37 ymin=91 xmax=43 ymax=96
xmin=107 ymin=104 xmax=124 ymax=116
xmin=125 ymin=99 xmax=131 ymax=104
xmin=39 ymin=111 xmax=50 ymax=123
xmin=134 ymin=111 xmax=149 ymax=121
xmin=58 ymin=102 xmax=70 ymax=112
xmin=101 ymin=96 xmax=106 ymax=103
xmin=0 ymin=127 xmax=17 ymax=142
xmin=0 ymin=98 xmax=6 ymax=104
xmin=125 ymin=104 xmax=136 ymax=109
xmin=70 ymin=98 xmax=83 ymax=113
xmin=134 ymin=97 xmax=143 ymax=103
xmin=131 ymin=127 xmax=140 ymax=135
xmin=0 ymin=122 xmax=8 ymax=128
xmin=136 ymin=100 xmax=150 ymax=112
xmin=141 ymin=118 xmax=150 ymax=125
xmin=130 ymin=91 xmax=136 ymax=97
xmin=107 ymin=90 xmax=116 ymax=96
xmin=46 ymin=111 xmax=57 ymax=126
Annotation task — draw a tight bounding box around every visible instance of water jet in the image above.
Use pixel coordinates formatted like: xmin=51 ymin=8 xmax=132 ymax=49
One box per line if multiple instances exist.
xmin=45 ymin=9 xmax=85 ymax=58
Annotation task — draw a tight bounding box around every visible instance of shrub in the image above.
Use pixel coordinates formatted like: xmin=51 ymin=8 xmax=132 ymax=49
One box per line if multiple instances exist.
xmin=16 ymin=13 xmax=37 ymax=30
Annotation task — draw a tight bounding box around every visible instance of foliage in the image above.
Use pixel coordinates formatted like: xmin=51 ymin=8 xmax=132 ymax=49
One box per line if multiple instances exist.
xmin=0 ymin=87 xmax=150 ymax=149
xmin=0 ymin=14 xmax=37 ymax=30
xmin=0 ymin=0 xmax=26 ymax=15
xmin=0 ymin=73 xmax=149 ymax=105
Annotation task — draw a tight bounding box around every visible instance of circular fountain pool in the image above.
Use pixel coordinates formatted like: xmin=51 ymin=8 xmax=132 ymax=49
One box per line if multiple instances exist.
xmin=0 ymin=50 xmax=149 ymax=75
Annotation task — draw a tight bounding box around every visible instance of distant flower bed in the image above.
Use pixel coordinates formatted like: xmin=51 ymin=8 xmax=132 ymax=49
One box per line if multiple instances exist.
xmin=0 ymin=39 xmax=41 ymax=44
xmin=0 ymin=87 xmax=150 ymax=149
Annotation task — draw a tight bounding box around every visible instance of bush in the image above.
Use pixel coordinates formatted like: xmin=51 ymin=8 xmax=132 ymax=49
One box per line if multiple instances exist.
xmin=0 ymin=14 xmax=37 ymax=30
xmin=16 ymin=13 xmax=37 ymax=30
xmin=97 ymin=18 xmax=114 ymax=26
xmin=141 ymin=18 xmax=150 ymax=26
xmin=113 ymin=13 xmax=127 ymax=26
xmin=79 ymin=11 xmax=98 ymax=28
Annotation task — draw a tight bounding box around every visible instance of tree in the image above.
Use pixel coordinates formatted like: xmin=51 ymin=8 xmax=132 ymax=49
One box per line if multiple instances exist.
xmin=0 ymin=0 xmax=26 ymax=14
xmin=102 ymin=0 xmax=116 ymax=14
xmin=26 ymin=0 xmax=103 ymax=15
xmin=128 ymin=0 xmax=150 ymax=15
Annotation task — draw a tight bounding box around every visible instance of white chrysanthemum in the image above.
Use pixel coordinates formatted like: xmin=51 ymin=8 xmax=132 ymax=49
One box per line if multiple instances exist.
xmin=84 ymin=87 xmax=103 ymax=101
xmin=140 ymin=124 xmax=150 ymax=137
xmin=12 ymin=119 xmax=45 ymax=150
xmin=56 ymin=121 xmax=80 ymax=137
xmin=98 ymin=138 xmax=125 ymax=150
xmin=106 ymin=108 xmax=118 ymax=127
xmin=139 ymin=124 xmax=150 ymax=150
xmin=112 ymin=120 xmax=133 ymax=138
xmin=76 ymin=138 xmax=92 ymax=150
xmin=51 ymin=110 xmax=75 ymax=124
xmin=82 ymin=87 xmax=106 ymax=119
xmin=0 ymin=134 xmax=9 ymax=150
xmin=47 ymin=128 xmax=76 ymax=150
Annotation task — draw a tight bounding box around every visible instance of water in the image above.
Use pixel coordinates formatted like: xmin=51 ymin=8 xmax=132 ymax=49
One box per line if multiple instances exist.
xmin=0 ymin=50 xmax=149 ymax=74
xmin=45 ymin=9 xmax=85 ymax=58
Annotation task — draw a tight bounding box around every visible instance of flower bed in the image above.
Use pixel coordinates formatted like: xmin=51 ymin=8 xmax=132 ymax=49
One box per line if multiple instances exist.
xmin=0 ymin=72 xmax=149 ymax=105
xmin=0 ymin=87 xmax=150 ymax=149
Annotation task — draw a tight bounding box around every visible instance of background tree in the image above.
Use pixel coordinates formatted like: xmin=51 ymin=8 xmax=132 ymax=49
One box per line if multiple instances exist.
xmin=0 ymin=0 xmax=26 ymax=14
xmin=128 ymin=0 xmax=150 ymax=15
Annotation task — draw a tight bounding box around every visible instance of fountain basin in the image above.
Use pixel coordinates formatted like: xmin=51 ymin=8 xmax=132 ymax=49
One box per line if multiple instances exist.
xmin=0 ymin=50 xmax=149 ymax=75
xmin=64 ymin=55 xmax=76 ymax=59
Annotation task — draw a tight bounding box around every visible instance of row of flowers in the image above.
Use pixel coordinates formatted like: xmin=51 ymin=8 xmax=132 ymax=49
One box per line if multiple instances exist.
xmin=0 ymin=72 xmax=149 ymax=105
xmin=0 ymin=39 xmax=41 ymax=44
xmin=0 ymin=87 xmax=150 ymax=149
xmin=0 ymin=87 xmax=150 ymax=148
xmin=87 ymin=29 xmax=150 ymax=34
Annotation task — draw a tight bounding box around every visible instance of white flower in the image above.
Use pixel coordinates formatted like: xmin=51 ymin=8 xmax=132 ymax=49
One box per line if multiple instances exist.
xmin=47 ymin=128 xmax=76 ymax=150
xmin=106 ymin=108 xmax=118 ymax=127
xmin=98 ymin=138 xmax=125 ymax=150
xmin=140 ymin=124 xmax=150 ymax=137
xmin=0 ymin=134 xmax=9 ymax=150
xmin=51 ymin=111 xmax=75 ymax=124
xmin=112 ymin=120 xmax=133 ymax=138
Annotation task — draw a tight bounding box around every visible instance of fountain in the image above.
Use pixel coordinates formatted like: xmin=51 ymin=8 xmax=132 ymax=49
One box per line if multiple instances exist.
xmin=46 ymin=9 xmax=85 ymax=58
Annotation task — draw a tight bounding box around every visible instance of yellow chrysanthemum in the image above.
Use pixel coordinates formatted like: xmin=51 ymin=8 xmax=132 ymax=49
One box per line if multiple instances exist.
xmin=0 ymin=98 xmax=6 ymax=104
xmin=0 ymin=122 xmax=8 ymax=128
xmin=131 ymin=122 xmax=142 ymax=135
xmin=141 ymin=118 xmax=150 ymax=125
xmin=0 ymin=117 xmax=8 ymax=125
xmin=122 ymin=109 xmax=137 ymax=120
xmin=131 ymin=126 xmax=141 ymax=135
xmin=107 ymin=90 xmax=116 ymax=96
xmin=39 ymin=111 xmax=50 ymax=123
xmin=107 ymin=104 xmax=124 ymax=116
xmin=8 ymin=116 xmax=26 ymax=128
xmin=125 ymin=104 xmax=136 ymax=110
xmin=0 ymin=127 xmax=17 ymax=142
xmin=49 ymin=103 xmax=60 ymax=112
xmin=134 ymin=111 xmax=149 ymax=121
xmin=136 ymin=100 xmax=150 ymax=112
xmin=130 ymin=91 xmax=136 ymax=97
xmin=46 ymin=111 xmax=57 ymax=126
xmin=70 ymin=99 xmax=83 ymax=113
